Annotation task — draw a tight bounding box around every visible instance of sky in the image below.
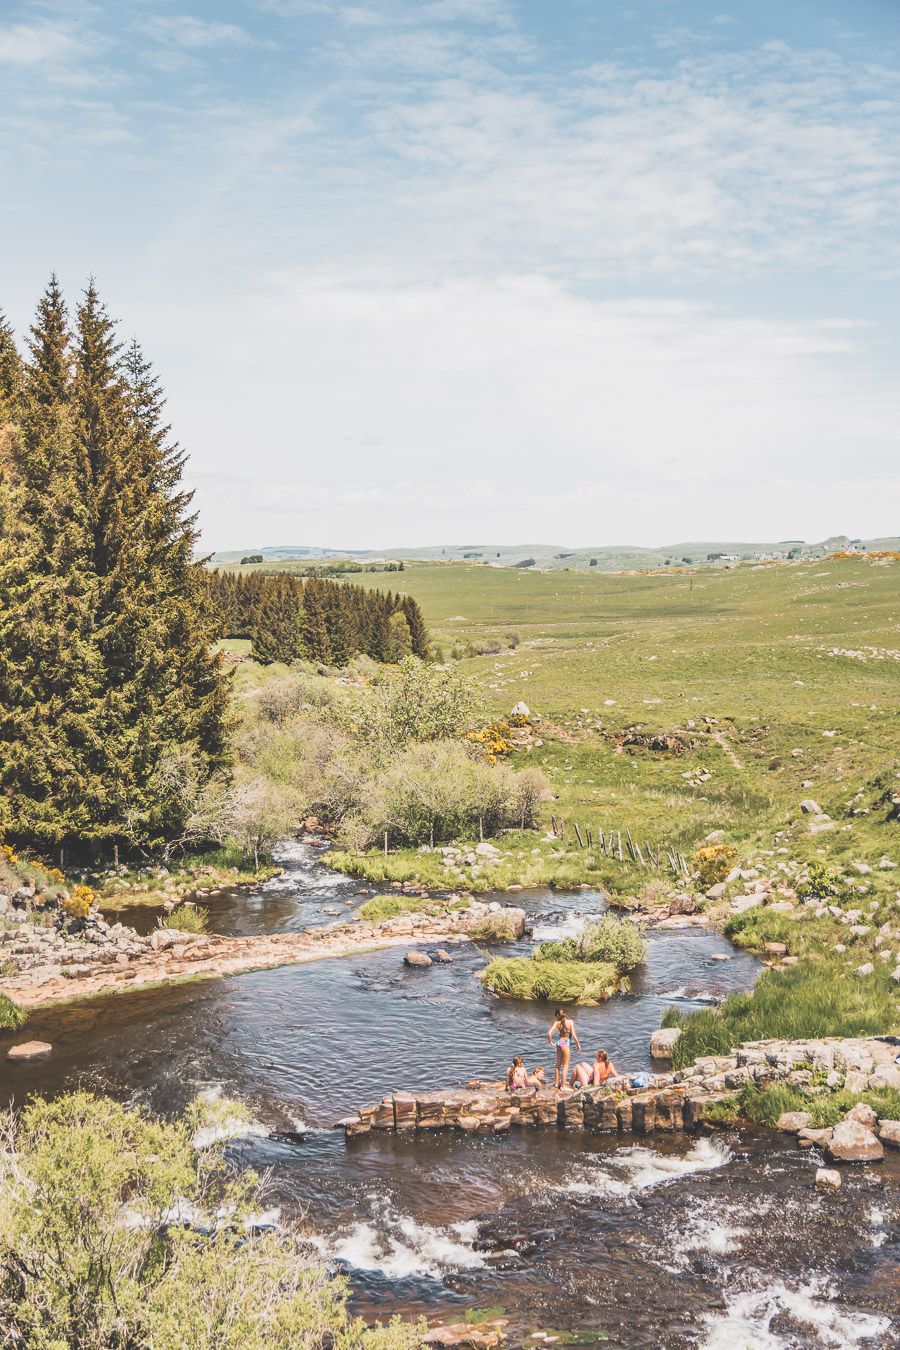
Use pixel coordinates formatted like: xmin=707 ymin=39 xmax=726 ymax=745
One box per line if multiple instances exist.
xmin=1 ymin=0 xmax=899 ymax=551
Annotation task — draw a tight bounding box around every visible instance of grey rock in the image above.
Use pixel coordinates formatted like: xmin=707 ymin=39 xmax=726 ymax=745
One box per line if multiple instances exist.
xmin=825 ymin=1119 xmax=884 ymax=1164
xmin=403 ymin=950 xmax=432 ymax=968
xmin=815 ymin=1167 xmax=841 ymax=1191
xmin=650 ymin=1028 xmax=682 ymax=1060
xmin=799 ymin=799 xmax=822 ymax=815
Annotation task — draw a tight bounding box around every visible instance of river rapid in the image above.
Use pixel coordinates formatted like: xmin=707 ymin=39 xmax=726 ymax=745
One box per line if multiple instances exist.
xmin=4 ymin=841 xmax=899 ymax=1349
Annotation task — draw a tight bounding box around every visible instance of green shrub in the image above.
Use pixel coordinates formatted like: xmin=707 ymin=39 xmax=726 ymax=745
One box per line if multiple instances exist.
xmin=482 ymin=955 xmax=621 ymax=1004
xmin=797 ymin=860 xmax=847 ymax=902
xmin=0 ymin=994 xmax=25 ymax=1031
xmin=158 ymin=904 xmax=208 ymax=934
xmin=662 ymin=959 xmax=897 ymax=1067
xmin=0 ymin=1091 xmax=420 ymax=1349
xmin=535 ymin=915 xmax=647 ymax=972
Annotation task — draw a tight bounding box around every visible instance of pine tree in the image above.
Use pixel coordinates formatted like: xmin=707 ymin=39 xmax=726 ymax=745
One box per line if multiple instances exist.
xmin=302 ymin=578 xmax=331 ymax=663
xmin=0 ymin=311 xmax=22 ymax=415
xmin=252 ymin=575 xmax=304 ymax=664
xmin=400 ymin=595 xmax=430 ymax=658
xmin=0 ymin=280 xmax=229 ymax=855
xmin=0 ymin=279 xmax=107 ymax=849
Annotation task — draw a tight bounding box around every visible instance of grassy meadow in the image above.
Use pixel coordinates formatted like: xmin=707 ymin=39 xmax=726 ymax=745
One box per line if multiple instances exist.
xmin=303 ymin=555 xmax=899 ymax=874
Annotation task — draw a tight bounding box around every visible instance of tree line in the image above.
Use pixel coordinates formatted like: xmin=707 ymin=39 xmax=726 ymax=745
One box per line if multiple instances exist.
xmin=0 ymin=279 xmax=228 ymax=857
xmin=206 ymin=571 xmax=429 ymax=666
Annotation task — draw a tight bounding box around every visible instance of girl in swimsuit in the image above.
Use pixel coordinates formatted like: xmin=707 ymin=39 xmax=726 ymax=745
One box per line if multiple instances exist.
xmin=548 ymin=1008 xmax=581 ymax=1089
xmin=506 ymin=1056 xmax=529 ymax=1091
xmin=571 ymin=1048 xmax=618 ymax=1089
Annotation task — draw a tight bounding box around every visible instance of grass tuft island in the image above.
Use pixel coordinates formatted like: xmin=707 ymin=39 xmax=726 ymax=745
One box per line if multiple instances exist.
xmin=481 ymin=914 xmax=647 ymax=1004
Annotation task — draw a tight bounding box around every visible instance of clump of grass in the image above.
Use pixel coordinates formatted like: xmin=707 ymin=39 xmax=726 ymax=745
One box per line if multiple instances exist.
xmin=662 ymin=959 xmax=897 ymax=1067
xmin=482 ymin=955 xmax=621 ymax=1004
xmin=699 ymin=1095 xmax=741 ymax=1125
xmin=157 ymin=904 xmax=208 ymax=934
xmin=0 ymin=994 xmax=26 ymax=1031
xmin=357 ymin=894 xmax=435 ymax=922
xmin=735 ymin=1081 xmax=900 ymax=1128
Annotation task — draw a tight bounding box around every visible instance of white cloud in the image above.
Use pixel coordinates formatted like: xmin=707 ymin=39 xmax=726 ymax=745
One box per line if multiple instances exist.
xmin=141 ymin=15 xmax=260 ymax=49
xmin=166 ymin=274 xmax=899 ymax=547
xmin=0 ymin=18 xmax=90 ymax=65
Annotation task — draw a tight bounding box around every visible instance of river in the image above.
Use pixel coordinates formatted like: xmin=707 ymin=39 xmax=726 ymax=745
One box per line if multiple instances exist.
xmin=4 ymin=841 xmax=899 ymax=1348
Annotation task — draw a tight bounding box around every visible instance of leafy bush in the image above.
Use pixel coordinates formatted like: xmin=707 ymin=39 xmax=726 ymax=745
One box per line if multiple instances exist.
xmin=662 ymin=959 xmax=897 ymax=1067
xmin=0 ymin=1092 xmax=420 ymax=1349
xmin=797 ymin=860 xmax=847 ymax=901
xmin=350 ymin=657 xmax=482 ymax=749
xmin=691 ymin=843 xmax=738 ymax=888
xmin=60 ymin=883 xmax=95 ymax=921
xmin=158 ymin=904 xmax=208 ymax=934
xmin=0 ymin=994 xmax=25 ymax=1030
xmin=482 ymin=955 xmax=621 ymax=1005
xmin=535 ymin=915 xmax=647 ymax=973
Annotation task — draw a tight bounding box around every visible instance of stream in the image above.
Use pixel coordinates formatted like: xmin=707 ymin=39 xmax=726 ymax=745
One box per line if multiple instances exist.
xmin=4 ymin=841 xmax=899 ymax=1348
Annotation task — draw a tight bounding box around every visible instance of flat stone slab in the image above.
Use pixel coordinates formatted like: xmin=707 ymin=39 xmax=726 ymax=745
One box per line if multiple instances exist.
xmin=7 ymin=1040 xmax=52 ymax=1059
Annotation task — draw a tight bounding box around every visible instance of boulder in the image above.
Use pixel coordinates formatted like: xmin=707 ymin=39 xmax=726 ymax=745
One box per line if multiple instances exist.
xmin=432 ymin=949 xmax=453 ymax=963
xmin=825 ymin=1119 xmax=884 ymax=1164
xmin=7 ymin=1040 xmax=52 ymax=1060
xmin=845 ymin=1102 xmax=878 ymax=1130
xmin=474 ymin=843 xmax=501 ymax=858
xmin=815 ymin=1168 xmax=841 ymax=1191
xmin=854 ymin=963 xmax=875 ymax=977
xmin=705 ymin=882 xmax=727 ymax=900
xmin=878 ymin=1120 xmax=900 ymax=1149
xmin=668 ymin=893 xmax=697 ymax=915
xmin=510 ymin=701 xmax=530 ymax=718
xmin=650 ymin=1028 xmax=682 ymax=1060
xmin=777 ymin=1111 xmax=812 ymax=1134
xmin=403 ymin=951 xmax=432 ymax=968
xmin=763 ymin=942 xmax=788 ymax=957
xmin=799 ymin=799 xmax=822 ymax=815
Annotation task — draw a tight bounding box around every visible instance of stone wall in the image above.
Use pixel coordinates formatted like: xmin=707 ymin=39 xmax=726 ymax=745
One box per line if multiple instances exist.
xmin=337 ymin=1035 xmax=900 ymax=1141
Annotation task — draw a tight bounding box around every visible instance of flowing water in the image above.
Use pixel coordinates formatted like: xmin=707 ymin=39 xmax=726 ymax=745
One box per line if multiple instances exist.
xmin=5 ymin=842 xmax=899 ymax=1348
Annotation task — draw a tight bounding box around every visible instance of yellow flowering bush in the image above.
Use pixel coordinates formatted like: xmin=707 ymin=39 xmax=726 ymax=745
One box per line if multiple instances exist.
xmin=692 ymin=843 xmax=738 ymax=889
xmin=61 ymin=884 xmax=95 ymax=921
xmin=466 ymin=720 xmax=515 ymax=763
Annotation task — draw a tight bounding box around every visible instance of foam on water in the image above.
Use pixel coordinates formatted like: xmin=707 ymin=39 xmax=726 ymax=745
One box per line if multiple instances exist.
xmin=699 ymin=1278 xmax=891 ymax=1349
xmin=310 ymin=1197 xmax=486 ymax=1280
xmin=530 ymin=914 xmax=589 ymax=942
xmin=562 ymin=1136 xmax=732 ymax=1199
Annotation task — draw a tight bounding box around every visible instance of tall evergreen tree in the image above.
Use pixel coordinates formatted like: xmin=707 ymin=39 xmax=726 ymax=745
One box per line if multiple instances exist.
xmin=302 ymin=578 xmax=331 ymax=663
xmin=252 ymin=575 xmax=304 ymax=664
xmin=0 ymin=279 xmax=107 ymax=849
xmin=0 ymin=280 xmax=229 ymax=855
xmin=0 ymin=311 xmax=22 ymax=415
xmin=400 ymin=595 xmax=429 ymax=658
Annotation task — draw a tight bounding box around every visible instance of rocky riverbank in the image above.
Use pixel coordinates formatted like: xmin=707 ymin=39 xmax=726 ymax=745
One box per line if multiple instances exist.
xmin=0 ymin=893 xmax=526 ymax=1012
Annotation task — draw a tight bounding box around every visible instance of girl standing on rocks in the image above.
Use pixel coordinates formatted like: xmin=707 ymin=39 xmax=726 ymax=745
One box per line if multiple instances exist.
xmin=548 ymin=1008 xmax=581 ymax=1089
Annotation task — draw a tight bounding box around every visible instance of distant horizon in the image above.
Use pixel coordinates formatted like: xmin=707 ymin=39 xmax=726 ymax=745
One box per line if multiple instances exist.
xmin=207 ymin=529 xmax=897 ymax=558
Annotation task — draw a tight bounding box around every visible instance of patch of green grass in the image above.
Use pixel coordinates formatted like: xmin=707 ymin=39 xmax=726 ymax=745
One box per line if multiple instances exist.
xmin=0 ymin=993 xmax=26 ymax=1030
xmin=736 ymin=1080 xmax=900 ymax=1128
xmin=663 ymin=959 xmax=898 ymax=1066
xmin=699 ymin=1095 xmax=741 ymax=1125
xmin=481 ymin=955 xmax=622 ymax=1004
xmin=356 ymin=893 xmax=456 ymax=922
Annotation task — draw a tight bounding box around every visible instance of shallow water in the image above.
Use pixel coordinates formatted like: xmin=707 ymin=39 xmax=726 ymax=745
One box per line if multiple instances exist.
xmin=6 ymin=843 xmax=900 ymax=1348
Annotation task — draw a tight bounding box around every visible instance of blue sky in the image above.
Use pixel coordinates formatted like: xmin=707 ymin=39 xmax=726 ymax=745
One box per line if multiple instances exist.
xmin=2 ymin=0 xmax=899 ymax=549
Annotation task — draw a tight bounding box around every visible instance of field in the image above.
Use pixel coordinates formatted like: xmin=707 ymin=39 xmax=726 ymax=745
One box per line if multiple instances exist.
xmin=340 ymin=557 xmax=900 ymax=867
xmin=224 ymin=555 xmax=899 ymax=882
